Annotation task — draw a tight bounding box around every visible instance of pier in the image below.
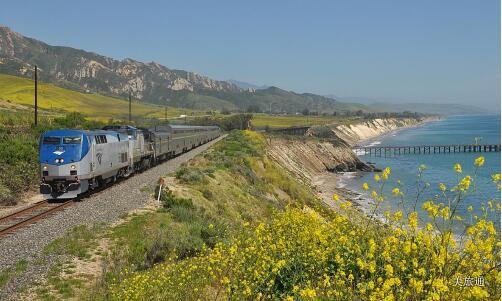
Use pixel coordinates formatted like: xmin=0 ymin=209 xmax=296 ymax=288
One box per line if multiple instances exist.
xmin=353 ymin=144 xmax=501 ymax=156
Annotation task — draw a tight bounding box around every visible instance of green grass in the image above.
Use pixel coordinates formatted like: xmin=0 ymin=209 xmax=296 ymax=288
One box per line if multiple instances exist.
xmin=0 ymin=259 xmax=29 ymax=289
xmin=44 ymin=225 xmax=101 ymax=260
xmin=0 ymin=73 xmax=194 ymax=121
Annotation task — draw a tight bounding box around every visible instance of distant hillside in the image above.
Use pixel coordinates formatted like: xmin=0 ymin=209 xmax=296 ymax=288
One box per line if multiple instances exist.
xmin=0 ymin=73 xmax=189 ymax=120
xmin=333 ymin=96 xmax=488 ymax=116
xmin=365 ymin=102 xmax=488 ymax=116
xmin=0 ymin=25 xmax=361 ymax=114
xmin=227 ymin=79 xmax=270 ymax=91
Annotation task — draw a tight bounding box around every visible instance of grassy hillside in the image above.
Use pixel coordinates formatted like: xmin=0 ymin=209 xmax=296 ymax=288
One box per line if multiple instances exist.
xmin=0 ymin=74 xmax=192 ymax=121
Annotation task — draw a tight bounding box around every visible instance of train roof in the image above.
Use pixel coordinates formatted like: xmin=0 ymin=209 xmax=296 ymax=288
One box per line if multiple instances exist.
xmin=42 ymin=129 xmax=121 ymax=137
xmin=42 ymin=129 xmax=87 ymax=136
xmin=102 ymin=125 xmax=139 ymax=131
xmin=149 ymin=124 xmax=219 ymax=132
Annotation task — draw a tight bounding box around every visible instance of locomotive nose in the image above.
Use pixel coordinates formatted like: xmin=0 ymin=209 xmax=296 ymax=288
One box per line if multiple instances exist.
xmin=55 ymin=182 xmax=66 ymax=192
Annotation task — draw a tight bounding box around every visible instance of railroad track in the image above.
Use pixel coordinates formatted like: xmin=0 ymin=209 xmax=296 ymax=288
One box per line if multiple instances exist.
xmin=0 ymin=200 xmax=72 ymax=236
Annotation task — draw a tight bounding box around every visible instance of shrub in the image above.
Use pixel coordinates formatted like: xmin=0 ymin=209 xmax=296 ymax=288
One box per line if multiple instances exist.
xmin=158 ymin=188 xmax=194 ymax=209
xmin=175 ymin=167 xmax=206 ymax=183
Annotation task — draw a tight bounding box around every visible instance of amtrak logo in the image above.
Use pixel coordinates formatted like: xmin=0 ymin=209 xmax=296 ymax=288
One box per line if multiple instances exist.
xmin=53 ymin=146 xmax=65 ymax=156
xmin=96 ymin=152 xmax=103 ymax=165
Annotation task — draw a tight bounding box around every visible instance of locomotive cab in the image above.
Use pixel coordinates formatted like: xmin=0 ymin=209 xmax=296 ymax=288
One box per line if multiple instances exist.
xmin=39 ymin=129 xmax=90 ymax=199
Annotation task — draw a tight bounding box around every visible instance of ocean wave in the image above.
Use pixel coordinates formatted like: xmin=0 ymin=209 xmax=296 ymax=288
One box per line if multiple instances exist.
xmin=365 ymin=140 xmax=382 ymax=147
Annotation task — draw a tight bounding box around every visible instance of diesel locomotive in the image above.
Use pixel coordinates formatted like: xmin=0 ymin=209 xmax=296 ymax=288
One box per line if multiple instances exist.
xmin=39 ymin=124 xmax=220 ymax=199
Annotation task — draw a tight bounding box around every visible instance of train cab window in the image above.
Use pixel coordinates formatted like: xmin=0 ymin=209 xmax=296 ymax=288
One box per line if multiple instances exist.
xmin=63 ymin=137 xmax=82 ymax=144
xmin=43 ymin=136 xmax=61 ymax=144
xmin=95 ymin=135 xmax=107 ymax=144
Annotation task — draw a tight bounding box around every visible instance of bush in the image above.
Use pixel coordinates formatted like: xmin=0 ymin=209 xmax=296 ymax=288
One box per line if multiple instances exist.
xmin=0 ymin=183 xmax=14 ymax=206
xmin=175 ymin=167 xmax=206 ymax=183
xmin=158 ymin=188 xmax=194 ymax=209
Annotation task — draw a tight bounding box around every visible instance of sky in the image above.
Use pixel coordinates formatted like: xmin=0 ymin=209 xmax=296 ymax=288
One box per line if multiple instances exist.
xmin=1 ymin=0 xmax=500 ymax=109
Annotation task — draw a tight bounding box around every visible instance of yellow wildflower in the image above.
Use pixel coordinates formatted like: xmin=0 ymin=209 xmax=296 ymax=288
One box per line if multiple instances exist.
xmin=439 ymin=207 xmax=450 ymax=220
xmin=332 ymin=193 xmax=340 ymax=201
xmin=454 ymin=163 xmax=462 ymax=173
xmin=458 ymin=176 xmax=471 ymax=191
xmin=374 ymin=174 xmax=381 ymax=182
xmin=474 ymin=156 xmax=485 ymax=167
xmin=491 ymin=173 xmax=501 ymax=183
xmin=299 ymin=288 xmax=317 ymax=298
xmin=385 ymin=264 xmax=394 ymax=277
xmin=392 ymin=187 xmax=401 ymax=196
xmin=382 ymin=167 xmax=391 ymax=180
xmin=362 ymin=182 xmax=370 ymax=190
xmin=439 ymin=183 xmax=446 ymax=192
xmin=392 ymin=211 xmax=403 ymax=221
xmin=408 ymin=212 xmax=418 ymax=229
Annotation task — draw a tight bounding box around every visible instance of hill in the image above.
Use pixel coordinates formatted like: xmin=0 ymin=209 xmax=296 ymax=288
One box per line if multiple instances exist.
xmin=365 ymin=102 xmax=489 ymax=116
xmin=0 ymin=73 xmax=189 ymax=121
xmin=0 ymin=25 xmax=352 ymax=114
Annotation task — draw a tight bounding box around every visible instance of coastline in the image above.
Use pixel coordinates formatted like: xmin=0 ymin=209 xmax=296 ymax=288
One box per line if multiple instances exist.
xmin=318 ymin=116 xmax=440 ymax=215
xmin=355 ymin=116 xmax=441 ymax=148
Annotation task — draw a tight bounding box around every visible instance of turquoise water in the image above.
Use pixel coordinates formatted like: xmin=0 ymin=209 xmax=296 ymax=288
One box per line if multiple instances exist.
xmin=346 ymin=115 xmax=501 ymax=232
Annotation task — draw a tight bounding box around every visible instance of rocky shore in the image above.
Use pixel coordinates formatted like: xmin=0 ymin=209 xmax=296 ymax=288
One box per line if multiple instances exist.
xmin=267 ymin=117 xmax=436 ymax=211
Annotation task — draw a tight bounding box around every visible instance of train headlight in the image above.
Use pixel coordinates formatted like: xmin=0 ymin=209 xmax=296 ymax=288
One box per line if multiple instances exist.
xmin=70 ymin=164 xmax=76 ymax=170
xmin=54 ymin=158 xmax=65 ymax=164
xmin=43 ymin=166 xmax=48 ymax=170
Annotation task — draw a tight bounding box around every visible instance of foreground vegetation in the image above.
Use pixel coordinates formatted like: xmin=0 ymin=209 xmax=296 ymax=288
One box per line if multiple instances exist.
xmin=24 ymin=131 xmax=500 ymax=301
xmin=109 ymin=151 xmax=501 ymax=300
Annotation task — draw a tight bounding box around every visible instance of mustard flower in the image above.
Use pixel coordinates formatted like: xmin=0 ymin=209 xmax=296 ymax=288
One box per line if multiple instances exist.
xmin=474 ymin=156 xmax=485 ymax=167
xmin=374 ymin=174 xmax=381 ymax=182
xmin=362 ymin=182 xmax=370 ymax=190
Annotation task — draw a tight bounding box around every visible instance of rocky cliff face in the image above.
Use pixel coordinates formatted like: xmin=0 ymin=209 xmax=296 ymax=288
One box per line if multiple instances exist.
xmin=266 ymin=118 xmax=433 ymax=182
xmin=331 ymin=117 xmax=429 ymax=145
xmin=267 ymin=137 xmax=372 ymax=185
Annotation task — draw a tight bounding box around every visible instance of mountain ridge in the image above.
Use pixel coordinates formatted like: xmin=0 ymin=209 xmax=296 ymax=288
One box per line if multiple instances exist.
xmin=0 ymin=25 xmax=345 ymax=113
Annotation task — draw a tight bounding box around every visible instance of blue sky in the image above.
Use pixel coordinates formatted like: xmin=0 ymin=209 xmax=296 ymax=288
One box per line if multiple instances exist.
xmin=1 ymin=0 xmax=500 ymax=108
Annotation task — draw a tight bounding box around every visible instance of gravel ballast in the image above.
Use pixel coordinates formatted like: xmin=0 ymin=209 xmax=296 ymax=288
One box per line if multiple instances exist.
xmin=0 ymin=135 xmax=226 ymax=299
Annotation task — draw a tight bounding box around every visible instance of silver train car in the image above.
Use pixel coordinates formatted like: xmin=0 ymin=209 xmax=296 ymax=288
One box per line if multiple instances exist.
xmin=39 ymin=125 xmax=220 ymax=200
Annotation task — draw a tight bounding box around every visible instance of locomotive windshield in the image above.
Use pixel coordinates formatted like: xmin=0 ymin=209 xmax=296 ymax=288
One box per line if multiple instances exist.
xmin=42 ymin=137 xmax=61 ymax=144
xmin=63 ymin=137 xmax=82 ymax=144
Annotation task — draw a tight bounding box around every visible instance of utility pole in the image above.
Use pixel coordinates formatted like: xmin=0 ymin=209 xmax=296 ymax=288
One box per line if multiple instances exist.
xmin=165 ymin=106 xmax=167 ymax=123
xmin=128 ymin=90 xmax=132 ymax=123
xmin=34 ymin=65 xmax=38 ymax=125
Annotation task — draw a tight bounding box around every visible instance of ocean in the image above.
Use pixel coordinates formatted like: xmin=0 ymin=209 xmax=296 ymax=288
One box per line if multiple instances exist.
xmin=344 ymin=114 xmax=501 ymax=233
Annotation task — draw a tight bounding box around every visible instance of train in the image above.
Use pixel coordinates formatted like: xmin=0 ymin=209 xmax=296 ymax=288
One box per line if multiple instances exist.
xmin=39 ymin=124 xmax=221 ymax=200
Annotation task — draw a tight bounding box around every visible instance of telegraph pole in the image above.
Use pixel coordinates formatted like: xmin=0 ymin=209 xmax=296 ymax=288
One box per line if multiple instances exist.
xmin=34 ymin=65 xmax=38 ymax=125
xmin=165 ymin=106 xmax=168 ymax=123
xmin=128 ymin=90 xmax=132 ymax=123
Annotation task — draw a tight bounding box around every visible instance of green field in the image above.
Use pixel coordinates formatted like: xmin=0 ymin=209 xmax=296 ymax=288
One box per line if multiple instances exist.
xmin=0 ymin=74 xmax=194 ymax=121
